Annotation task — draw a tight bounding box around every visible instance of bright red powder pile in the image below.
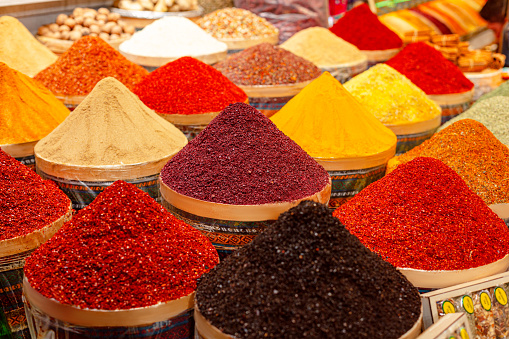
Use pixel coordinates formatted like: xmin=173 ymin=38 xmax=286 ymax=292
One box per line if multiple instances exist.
xmin=385 ymin=42 xmax=474 ymax=95
xmin=334 ymin=157 xmax=509 ymax=271
xmin=160 ymin=102 xmax=330 ymax=205
xmin=134 ymin=57 xmax=248 ymax=115
xmin=0 ymin=150 xmax=69 ymax=241
xmin=24 ymin=180 xmax=219 ymax=310
xmin=329 ymin=4 xmax=402 ymax=50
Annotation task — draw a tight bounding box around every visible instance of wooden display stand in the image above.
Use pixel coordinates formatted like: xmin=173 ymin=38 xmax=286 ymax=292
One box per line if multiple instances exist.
xmin=417 ymin=313 xmax=473 ymax=339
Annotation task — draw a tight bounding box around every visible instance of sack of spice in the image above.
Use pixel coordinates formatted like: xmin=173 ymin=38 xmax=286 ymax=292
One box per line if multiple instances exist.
xmin=215 ymin=43 xmax=321 ymax=117
xmin=280 ymin=27 xmax=368 ymax=83
xmin=271 ymin=72 xmax=397 ymax=208
xmin=23 ymin=181 xmax=219 ymax=339
xmin=34 ymin=77 xmax=188 ymax=211
xmin=344 ymin=64 xmax=442 ymax=155
xmin=0 ymin=63 xmax=69 ymax=170
xmin=195 ymin=201 xmax=422 ymax=338
xmin=159 ymin=102 xmax=331 ymax=257
xmin=0 ymin=150 xmax=72 ymax=339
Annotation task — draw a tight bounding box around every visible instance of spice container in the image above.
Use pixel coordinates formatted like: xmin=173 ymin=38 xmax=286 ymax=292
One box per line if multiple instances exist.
xmin=464 ymin=69 xmax=503 ymax=100
xmin=195 ymin=201 xmax=423 ymax=338
xmin=133 ymin=57 xmax=248 ymax=140
xmin=335 ymin=157 xmax=509 ymax=290
xmin=344 ymin=64 xmax=442 ymax=155
xmin=0 ymin=150 xmax=72 ymax=339
xmin=160 ymin=103 xmax=331 ymax=256
xmin=0 ymin=141 xmax=38 ymax=170
xmin=23 ymin=181 xmax=219 ymax=339
xmin=35 ymin=77 xmax=188 ymax=210
xmin=110 ymin=6 xmax=203 ymax=29
xmin=271 ymin=72 xmax=397 ymax=208
xmin=119 ymin=17 xmax=227 ymax=71
xmin=427 ymin=89 xmax=474 ymax=124
xmin=215 ymin=43 xmax=321 ymax=116
xmin=362 ymin=48 xmax=401 ymax=67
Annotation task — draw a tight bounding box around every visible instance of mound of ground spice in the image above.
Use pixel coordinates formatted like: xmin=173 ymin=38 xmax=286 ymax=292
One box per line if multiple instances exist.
xmin=0 ymin=150 xmax=70 ymax=241
xmin=35 ymin=77 xmax=188 ymax=167
xmin=34 ymin=36 xmax=148 ymax=96
xmin=271 ymin=72 xmax=396 ymax=158
xmin=330 ymin=4 xmax=403 ymax=51
xmin=160 ymin=102 xmax=329 ymax=205
xmin=0 ymin=62 xmax=69 ymax=145
xmin=133 ymin=57 xmax=247 ymax=115
xmin=24 ymin=180 xmax=219 ymax=310
xmin=214 ymin=43 xmax=321 ymax=86
xmin=196 ymin=201 xmax=421 ymax=338
xmin=385 ymin=42 xmax=474 ymax=95
xmin=0 ymin=16 xmax=57 ymax=77
xmin=335 ymin=157 xmax=509 ymax=271
xmin=388 ymin=119 xmax=509 ymax=205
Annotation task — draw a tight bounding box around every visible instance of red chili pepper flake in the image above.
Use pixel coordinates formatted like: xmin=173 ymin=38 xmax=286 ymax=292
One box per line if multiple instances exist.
xmin=133 ymin=57 xmax=248 ymax=116
xmin=391 ymin=119 xmax=509 ymax=205
xmin=160 ymin=102 xmax=329 ymax=205
xmin=34 ymin=36 xmax=148 ymax=96
xmin=385 ymin=42 xmax=474 ymax=95
xmin=214 ymin=43 xmax=322 ymax=86
xmin=334 ymin=157 xmax=509 ymax=271
xmin=0 ymin=150 xmax=70 ymax=241
xmin=24 ymin=180 xmax=219 ymax=310
xmin=329 ymin=4 xmax=403 ymax=51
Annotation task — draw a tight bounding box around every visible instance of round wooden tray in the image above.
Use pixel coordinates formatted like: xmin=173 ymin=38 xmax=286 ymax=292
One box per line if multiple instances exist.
xmin=0 ymin=202 xmax=72 ymax=257
xmin=385 ymin=112 xmax=442 ymax=135
xmin=160 ymin=179 xmax=332 ymax=222
xmin=238 ymin=80 xmax=313 ymax=98
xmin=1 ymin=140 xmax=38 ymax=158
xmin=219 ymin=33 xmax=279 ymax=51
xmin=35 ymin=153 xmax=177 ymax=182
xmin=24 ymin=277 xmax=194 ymax=327
xmin=362 ymin=47 xmax=401 ymax=62
xmin=314 ymin=143 xmax=397 ymax=172
xmin=111 ymin=6 xmax=203 ymax=19
xmin=427 ymin=88 xmax=474 ymax=105
xmin=194 ymin=304 xmax=422 ymax=339
xmin=398 ymin=254 xmax=509 ymax=289
xmin=119 ymin=48 xmax=227 ymax=67
xmin=37 ymin=35 xmax=128 ymax=55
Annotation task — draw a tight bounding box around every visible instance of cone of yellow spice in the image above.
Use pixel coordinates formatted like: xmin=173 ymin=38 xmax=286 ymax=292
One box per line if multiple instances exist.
xmin=271 ymin=72 xmax=396 ymax=208
xmin=0 ymin=62 xmax=69 ymax=169
xmin=344 ymin=64 xmax=441 ymax=155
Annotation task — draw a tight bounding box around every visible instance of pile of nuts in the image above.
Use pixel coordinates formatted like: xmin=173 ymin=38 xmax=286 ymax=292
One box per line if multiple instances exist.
xmin=37 ymin=7 xmax=136 ymax=42
xmin=114 ymin=0 xmax=199 ymax=12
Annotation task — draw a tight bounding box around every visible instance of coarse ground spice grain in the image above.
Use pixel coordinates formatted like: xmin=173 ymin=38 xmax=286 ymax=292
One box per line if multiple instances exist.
xmin=0 ymin=150 xmax=70 ymax=241
xmin=214 ymin=43 xmax=322 ymax=85
xmin=196 ymin=201 xmax=421 ymax=338
xmin=160 ymin=103 xmax=330 ymax=205
xmin=388 ymin=119 xmax=509 ymax=205
xmin=133 ymin=57 xmax=247 ymax=115
xmin=34 ymin=36 xmax=148 ymax=96
xmin=24 ymin=181 xmax=219 ymax=310
xmin=335 ymin=157 xmax=509 ymax=271
xmin=385 ymin=42 xmax=474 ymax=95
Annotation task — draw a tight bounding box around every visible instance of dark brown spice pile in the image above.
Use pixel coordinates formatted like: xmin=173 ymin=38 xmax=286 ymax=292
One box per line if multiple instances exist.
xmin=160 ymin=102 xmax=330 ymax=205
xmin=214 ymin=43 xmax=322 ymax=86
xmin=196 ymin=201 xmax=421 ymax=338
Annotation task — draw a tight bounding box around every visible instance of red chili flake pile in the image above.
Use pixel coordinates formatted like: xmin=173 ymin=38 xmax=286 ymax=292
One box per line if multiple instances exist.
xmin=385 ymin=42 xmax=474 ymax=95
xmin=133 ymin=57 xmax=248 ymax=115
xmin=160 ymin=102 xmax=330 ymax=205
xmin=24 ymin=180 xmax=219 ymax=310
xmin=0 ymin=150 xmax=70 ymax=241
xmin=334 ymin=157 xmax=509 ymax=271
xmin=214 ymin=43 xmax=322 ymax=86
xmin=329 ymin=4 xmax=403 ymax=51
xmin=389 ymin=119 xmax=509 ymax=205
xmin=34 ymin=36 xmax=148 ymax=96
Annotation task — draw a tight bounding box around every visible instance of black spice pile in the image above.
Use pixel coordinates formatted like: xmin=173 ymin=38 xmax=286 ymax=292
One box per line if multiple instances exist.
xmin=160 ymin=103 xmax=329 ymax=205
xmin=196 ymin=201 xmax=421 ymax=338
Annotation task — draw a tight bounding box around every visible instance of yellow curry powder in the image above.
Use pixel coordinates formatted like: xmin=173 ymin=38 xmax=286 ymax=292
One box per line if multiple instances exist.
xmin=0 ymin=62 xmax=69 ymax=146
xmin=344 ymin=64 xmax=441 ymax=125
xmin=271 ymin=72 xmax=397 ymax=159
